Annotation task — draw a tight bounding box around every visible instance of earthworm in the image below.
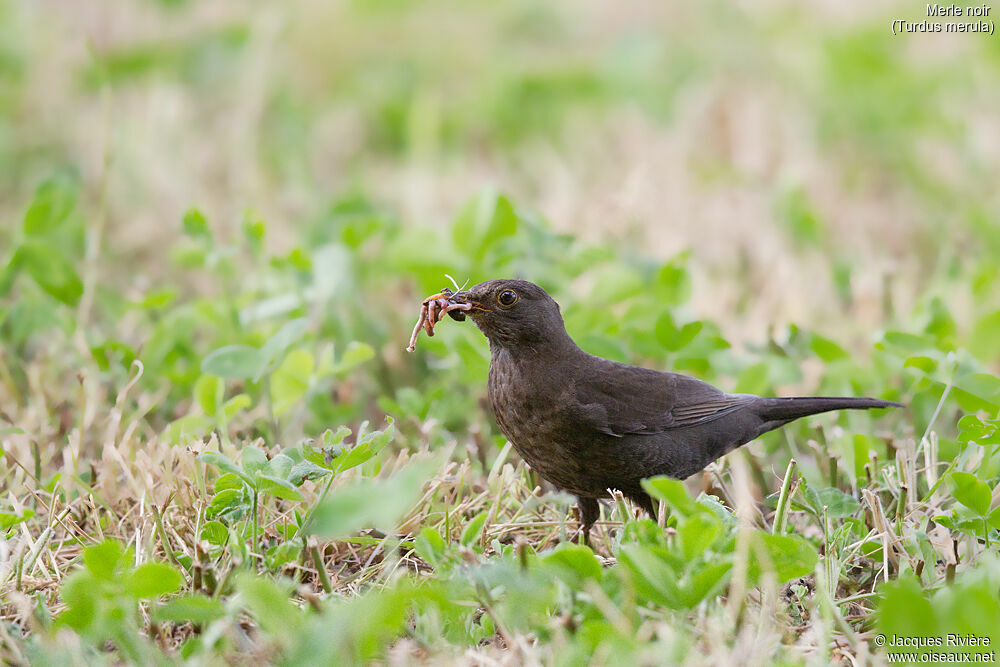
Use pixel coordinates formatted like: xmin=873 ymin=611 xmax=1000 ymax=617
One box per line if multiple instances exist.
xmin=405 ymin=291 xmax=473 ymax=352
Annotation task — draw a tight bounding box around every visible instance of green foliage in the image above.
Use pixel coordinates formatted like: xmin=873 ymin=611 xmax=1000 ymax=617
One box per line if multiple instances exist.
xmin=4 ymin=3 xmax=1000 ymax=663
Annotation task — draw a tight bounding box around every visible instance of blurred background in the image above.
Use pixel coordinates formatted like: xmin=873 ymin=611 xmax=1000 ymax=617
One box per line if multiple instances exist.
xmin=3 ymin=3 xmax=1000 ymax=662
xmin=1 ymin=0 xmax=999 ymax=446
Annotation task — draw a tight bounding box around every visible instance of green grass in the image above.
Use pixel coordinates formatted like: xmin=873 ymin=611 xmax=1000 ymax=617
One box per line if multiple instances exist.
xmin=2 ymin=1 xmax=1000 ymax=664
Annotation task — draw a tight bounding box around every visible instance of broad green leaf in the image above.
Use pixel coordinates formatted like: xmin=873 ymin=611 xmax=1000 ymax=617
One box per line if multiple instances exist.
xmin=810 ymin=334 xmax=848 ymax=362
xmin=24 ymin=173 xmax=78 ymax=236
xmin=814 ymin=487 xmax=861 ymax=518
xmin=542 ymin=543 xmax=602 ymax=584
xmin=257 ymin=318 xmax=308 ymax=378
xmin=748 ymin=532 xmax=818 ymax=584
xmin=330 ymin=341 xmax=375 ymax=376
xmin=642 ymin=476 xmax=700 ymax=517
xmin=207 ymin=489 xmax=245 ymax=518
xmin=256 ymin=474 xmax=304 ymax=501
xmin=213 ymin=472 xmax=244 ymax=492
xmin=309 ymin=457 xmax=439 ymax=538
xmin=194 ymin=374 xmax=224 ymax=416
xmin=200 ymin=520 xmax=229 ymax=546
xmin=949 ymin=472 xmax=991 ymax=516
xmin=655 ymin=313 xmax=702 ymax=351
xmin=199 ymin=452 xmax=246 ymax=481
xmin=201 ymin=345 xmax=262 ymax=379
xmin=223 ymin=394 xmax=252 ymax=419
xmin=332 ymin=418 xmax=395 ymax=473
xmin=414 ymin=528 xmax=447 ymax=569
xmin=0 ymin=509 xmax=34 ymax=531
xmin=126 ymin=562 xmax=183 ymax=598
xmin=13 ymin=241 xmax=82 ymax=305
xmin=235 ymin=573 xmax=304 ymax=636
xmin=265 ymin=454 xmax=295 ymax=480
xmin=164 ymin=415 xmax=213 ymax=444
xmin=288 ymin=460 xmax=331 ymax=486
xmin=678 ymin=513 xmax=722 ymax=561
xmin=460 ymin=511 xmax=490 ymax=547
xmin=618 ymin=545 xmax=681 ymax=608
xmin=270 ymin=349 xmax=313 ymax=416
xmin=241 ymin=446 xmax=268 ymax=478
xmin=735 ymin=362 xmax=770 ymax=395
xmin=182 ymin=208 xmax=211 ymax=239
xmin=153 ymin=595 xmax=227 ymax=624
xmin=83 ymin=540 xmax=126 ymax=580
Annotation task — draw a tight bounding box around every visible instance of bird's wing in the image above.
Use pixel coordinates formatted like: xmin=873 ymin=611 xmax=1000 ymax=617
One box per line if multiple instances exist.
xmin=570 ymin=358 xmax=752 ymax=437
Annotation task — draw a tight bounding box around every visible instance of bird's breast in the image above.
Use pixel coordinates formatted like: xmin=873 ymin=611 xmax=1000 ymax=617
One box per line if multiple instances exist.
xmin=486 ymin=350 xmax=602 ymax=495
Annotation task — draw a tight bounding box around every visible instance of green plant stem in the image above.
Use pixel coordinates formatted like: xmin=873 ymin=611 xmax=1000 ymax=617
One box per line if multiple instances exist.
xmin=772 ymin=459 xmax=797 ymax=535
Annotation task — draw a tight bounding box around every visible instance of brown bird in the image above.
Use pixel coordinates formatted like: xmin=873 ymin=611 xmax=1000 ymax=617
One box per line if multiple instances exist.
xmin=441 ymin=279 xmax=902 ymax=543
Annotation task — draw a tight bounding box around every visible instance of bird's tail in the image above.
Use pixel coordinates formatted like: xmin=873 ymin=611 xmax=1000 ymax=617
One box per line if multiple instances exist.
xmin=754 ymin=396 xmax=902 ymax=423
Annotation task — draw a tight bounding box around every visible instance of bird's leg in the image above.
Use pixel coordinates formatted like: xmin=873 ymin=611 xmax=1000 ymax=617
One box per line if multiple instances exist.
xmin=576 ymin=497 xmax=600 ymax=548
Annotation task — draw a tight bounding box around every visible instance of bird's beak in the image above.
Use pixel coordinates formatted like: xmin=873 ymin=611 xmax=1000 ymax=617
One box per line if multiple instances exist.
xmin=442 ymin=290 xmax=490 ymax=320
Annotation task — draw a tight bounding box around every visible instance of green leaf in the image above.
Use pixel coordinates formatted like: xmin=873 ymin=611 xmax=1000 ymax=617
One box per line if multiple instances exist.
xmin=309 ymin=457 xmax=439 ymax=538
xmin=813 ymin=487 xmax=861 ymax=518
xmin=810 ymin=334 xmax=848 ymax=362
xmin=199 ymin=452 xmax=246 ymax=480
xmin=201 ymin=345 xmax=263 ymax=379
xmin=682 ymin=561 xmax=732 ymax=607
xmin=199 ymin=520 xmax=229 ymax=546
xmin=949 ymin=472 xmax=991 ymax=516
xmin=330 ymin=341 xmax=375 ymax=376
xmin=270 ymin=349 xmax=313 ymax=416
xmin=655 ymin=257 xmax=692 ymax=305
xmin=677 ymin=513 xmax=722 ymax=561
xmin=542 ymin=543 xmax=602 ymax=584
xmin=194 ymin=374 xmax=224 ymax=417
xmin=235 ymin=573 xmax=304 ymax=636
xmin=618 ymin=545 xmax=681 ymax=608
xmin=970 ymin=310 xmax=1000 ymax=362
xmin=256 ymin=474 xmax=304 ymax=501
xmin=331 ymin=418 xmax=395 ymax=473
xmin=223 ymin=394 xmax=252 ymax=420
xmin=153 ymin=595 xmax=227 ymax=624
xmin=163 ymin=415 xmax=213 ymax=444
xmin=414 ymin=528 xmax=447 ymax=569
xmin=214 ymin=472 xmax=244 ymax=491
xmin=24 ymin=173 xmax=78 ymax=236
xmin=126 ymin=562 xmax=183 ymax=598
xmin=642 ymin=476 xmax=700 ymax=517
xmin=265 ymin=454 xmax=295 ymax=480
xmin=182 ymin=208 xmax=211 ymax=239
xmin=207 ymin=488 xmax=245 ymax=518
xmin=460 ymin=511 xmax=490 ymax=547
xmin=0 ymin=508 xmax=34 ymax=531
xmin=288 ymin=460 xmax=330 ymax=486
xmin=257 ymin=318 xmax=308 ymax=378
xmin=241 ymin=446 xmax=268 ymax=478
xmin=12 ymin=241 xmax=83 ymax=305
xmin=748 ymin=532 xmax=818 ymax=584
xmin=735 ymin=362 xmax=770 ymax=395
xmin=57 ymin=571 xmax=97 ymax=632
xmin=655 ymin=313 xmax=702 ymax=351
xmin=83 ymin=540 xmax=127 ymax=580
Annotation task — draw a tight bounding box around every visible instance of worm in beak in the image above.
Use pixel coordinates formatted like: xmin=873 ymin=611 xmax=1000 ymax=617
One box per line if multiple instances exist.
xmin=405 ymin=289 xmax=474 ymax=352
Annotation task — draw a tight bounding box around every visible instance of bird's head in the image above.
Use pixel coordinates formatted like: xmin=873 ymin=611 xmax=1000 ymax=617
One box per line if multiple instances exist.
xmin=446 ymin=279 xmax=569 ymax=350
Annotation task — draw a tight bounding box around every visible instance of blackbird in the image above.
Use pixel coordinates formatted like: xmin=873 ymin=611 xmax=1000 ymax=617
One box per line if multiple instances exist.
xmin=441 ymin=279 xmax=902 ymax=542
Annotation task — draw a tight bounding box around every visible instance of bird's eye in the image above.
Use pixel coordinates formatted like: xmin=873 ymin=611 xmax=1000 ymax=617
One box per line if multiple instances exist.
xmin=497 ymin=290 xmax=518 ymax=307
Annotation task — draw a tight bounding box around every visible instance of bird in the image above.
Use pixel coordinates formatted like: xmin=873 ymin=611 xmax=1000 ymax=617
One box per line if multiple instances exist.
xmin=440 ymin=279 xmax=902 ymax=544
